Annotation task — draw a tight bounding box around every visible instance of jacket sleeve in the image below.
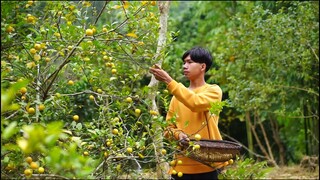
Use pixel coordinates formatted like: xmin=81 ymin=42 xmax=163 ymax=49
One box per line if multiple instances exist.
xmin=167 ymin=80 xmax=222 ymax=112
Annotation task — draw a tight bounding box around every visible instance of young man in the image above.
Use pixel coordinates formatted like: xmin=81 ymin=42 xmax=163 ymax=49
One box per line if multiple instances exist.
xmin=149 ymin=47 xmax=227 ymax=179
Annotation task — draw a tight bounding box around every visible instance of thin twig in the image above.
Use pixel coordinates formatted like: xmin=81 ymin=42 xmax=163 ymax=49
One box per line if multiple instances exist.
xmin=221 ymin=132 xmax=267 ymax=159
xmin=94 ymin=1 xmax=109 ymax=25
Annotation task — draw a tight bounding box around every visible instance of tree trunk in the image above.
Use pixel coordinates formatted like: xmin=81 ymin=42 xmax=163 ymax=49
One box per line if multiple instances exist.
xmin=245 ymin=111 xmax=254 ymax=158
xmin=147 ymin=1 xmax=170 ymax=179
xmin=248 ymin=112 xmax=278 ymax=167
xmin=255 ymin=111 xmax=277 ymax=166
xmin=270 ymin=118 xmax=286 ymax=165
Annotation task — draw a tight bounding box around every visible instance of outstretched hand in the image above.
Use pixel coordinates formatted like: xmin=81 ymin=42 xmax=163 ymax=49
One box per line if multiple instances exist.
xmin=149 ymin=64 xmax=173 ymax=84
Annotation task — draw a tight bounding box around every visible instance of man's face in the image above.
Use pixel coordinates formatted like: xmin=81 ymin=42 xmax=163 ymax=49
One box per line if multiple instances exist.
xmin=183 ymin=55 xmax=205 ymax=80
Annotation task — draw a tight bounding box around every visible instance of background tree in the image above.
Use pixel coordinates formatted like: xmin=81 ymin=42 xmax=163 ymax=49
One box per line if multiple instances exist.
xmin=166 ymin=1 xmax=319 ymax=166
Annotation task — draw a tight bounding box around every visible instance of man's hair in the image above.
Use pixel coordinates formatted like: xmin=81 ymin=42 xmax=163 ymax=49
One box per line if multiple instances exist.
xmin=181 ymin=47 xmax=213 ymax=72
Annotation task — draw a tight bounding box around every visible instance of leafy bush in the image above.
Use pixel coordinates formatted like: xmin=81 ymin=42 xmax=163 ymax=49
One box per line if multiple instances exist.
xmin=219 ymin=157 xmax=272 ymax=179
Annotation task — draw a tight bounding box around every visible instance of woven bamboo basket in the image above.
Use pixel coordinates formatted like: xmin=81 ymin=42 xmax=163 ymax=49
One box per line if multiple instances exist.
xmin=180 ymin=139 xmax=242 ymax=163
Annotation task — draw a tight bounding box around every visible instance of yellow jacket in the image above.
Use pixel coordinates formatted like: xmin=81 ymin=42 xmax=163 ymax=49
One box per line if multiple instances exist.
xmin=164 ymin=80 xmax=223 ymax=174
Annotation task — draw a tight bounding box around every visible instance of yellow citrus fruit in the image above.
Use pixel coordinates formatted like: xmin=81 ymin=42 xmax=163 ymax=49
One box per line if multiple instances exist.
xmin=228 ymin=159 xmax=234 ymax=165
xmin=34 ymin=54 xmax=41 ymax=61
xmin=20 ymin=87 xmax=27 ymax=94
xmin=104 ymin=151 xmax=108 ymax=157
xmin=89 ymin=95 xmax=95 ymax=100
xmin=34 ymin=43 xmax=41 ymax=50
xmin=177 ymin=160 xmax=182 ymax=165
xmin=102 ymin=27 xmax=107 ymax=32
xmin=38 ymin=167 xmax=44 ymax=173
xmin=6 ymin=163 xmax=15 ymax=171
xmin=67 ymin=80 xmax=74 ymax=85
xmin=6 ymin=26 xmax=15 ymax=33
xmin=55 ymin=93 xmax=61 ymax=98
xmin=112 ymin=129 xmax=119 ymax=135
xmin=161 ymin=149 xmax=167 ymax=155
xmin=169 ymin=160 xmax=176 ymax=166
xmin=97 ymin=89 xmax=103 ymax=93
xmin=126 ymin=147 xmax=133 ymax=153
xmin=149 ymin=110 xmax=158 ymax=116
xmin=28 ymin=107 xmax=35 ymax=114
xmin=73 ymin=115 xmax=79 ymax=121
xmin=25 ymin=157 xmax=33 ymax=164
xmin=103 ymin=56 xmax=109 ymax=60
xmin=113 ymin=117 xmax=120 ymax=122
xmin=30 ymin=162 xmax=38 ymax=169
xmin=30 ymin=48 xmax=37 ymax=54
xmin=86 ymin=29 xmax=93 ymax=36
xmin=38 ymin=104 xmax=45 ymax=111
xmin=21 ymin=95 xmax=27 ymax=101
xmin=24 ymin=169 xmax=32 ymax=177
xmin=83 ymin=151 xmax=89 ymax=156
xmin=111 ymin=69 xmax=117 ymax=74
xmin=177 ymin=172 xmax=183 ymax=177
xmin=135 ymin=109 xmax=141 ymax=115
xmin=68 ymin=46 xmax=73 ymax=50
xmin=172 ymin=170 xmax=177 ymax=175
xmin=27 ymin=16 xmax=35 ymax=23
xmin=193 ymin=144 xmax=200 ymax=150
xmin=54 ymin=32 xmax=60 ymax=37
xmin=194 ymin=134 xmax=201 ymax=141
xmin=92 ymin=28 xmax=96 ymax=34
xmin=126 ymin=97 xmax=132 ymax=103
xmin=45 ymin=57 xmax=51 ymax=62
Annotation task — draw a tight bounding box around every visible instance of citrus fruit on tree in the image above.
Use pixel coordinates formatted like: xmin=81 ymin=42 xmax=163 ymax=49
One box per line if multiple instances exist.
xmin=24 ymin=169 xmax=32 ymax=177
xmin=28 ymin=107 xmax=35 ymax=114
xmin=86 ymin=29 xmax=93 ymax=36
xmin=20 ymin=87 xmax=27 ymax=94
xmin=73 ymin=115 xmax=79 ymax=121
xmin=38 ymin=167 xmax=44 ymax=173
xmin=112 ymin=129 xmax=119 ymax=135
xmin=30 ymin=162 xmax=38 ymax=169
xmin=127 ymin=147 xmax=133 ymax=153
xmin=194 ymin=134 xmax=201 ymax=141
xmin=25 ymin=157 xmax=32 ymax=164
xmin=126 ymin=97 xmax=132 ymax=103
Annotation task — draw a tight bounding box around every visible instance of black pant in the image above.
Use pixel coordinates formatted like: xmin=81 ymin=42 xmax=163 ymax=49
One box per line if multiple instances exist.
xmin=171 ymin=170 xmax=219 ymax=180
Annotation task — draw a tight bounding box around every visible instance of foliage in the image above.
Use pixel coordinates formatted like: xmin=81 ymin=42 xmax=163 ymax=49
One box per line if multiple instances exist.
xmin=213 ymin=1 xmax=319 ymax=161
xmin=219 ymin=157 xmax=272 ymax=179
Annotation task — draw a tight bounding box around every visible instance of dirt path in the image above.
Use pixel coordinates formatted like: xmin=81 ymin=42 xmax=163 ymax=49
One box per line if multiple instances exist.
xmin=265 ymin=165 xmax=319 ymax=179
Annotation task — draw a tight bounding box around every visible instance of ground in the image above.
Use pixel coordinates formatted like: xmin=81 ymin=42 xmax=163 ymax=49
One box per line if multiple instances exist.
xmin=265 ymin=165 xmax=319 ymax=179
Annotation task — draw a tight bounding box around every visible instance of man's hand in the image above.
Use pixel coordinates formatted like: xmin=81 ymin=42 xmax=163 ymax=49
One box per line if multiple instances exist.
xmin=149 ymin=64 xmax=173 ymax=84
xmin=178 ymin=132 xmax=189 ymax=142
xmin=178 ymin=132 xmax=190 ymax=147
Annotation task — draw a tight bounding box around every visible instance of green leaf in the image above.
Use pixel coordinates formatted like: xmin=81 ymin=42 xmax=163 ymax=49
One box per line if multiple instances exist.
xmin=2 ymin=121 xmax=18 ymax=140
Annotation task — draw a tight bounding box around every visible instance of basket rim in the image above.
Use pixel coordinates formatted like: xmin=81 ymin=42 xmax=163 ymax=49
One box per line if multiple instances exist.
xmin=180 ymin=139 xmax=242 ymax=150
